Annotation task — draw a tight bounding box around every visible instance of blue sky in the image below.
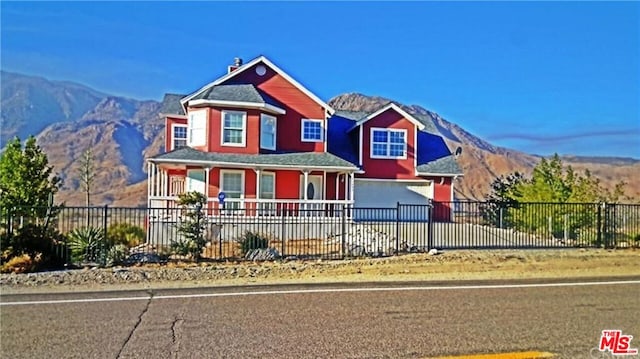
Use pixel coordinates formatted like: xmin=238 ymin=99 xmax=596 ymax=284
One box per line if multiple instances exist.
xmin=1 ymin=1 xmax=639 ymax=159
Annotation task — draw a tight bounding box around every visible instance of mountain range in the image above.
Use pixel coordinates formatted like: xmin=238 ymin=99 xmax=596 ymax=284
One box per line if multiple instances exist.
xmin=1 ymin=71 xmax=638 ymax=206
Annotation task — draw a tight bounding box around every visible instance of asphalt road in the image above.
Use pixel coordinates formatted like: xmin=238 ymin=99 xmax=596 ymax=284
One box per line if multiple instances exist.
xmin=1 ymin=278 xmax=639 ymax=359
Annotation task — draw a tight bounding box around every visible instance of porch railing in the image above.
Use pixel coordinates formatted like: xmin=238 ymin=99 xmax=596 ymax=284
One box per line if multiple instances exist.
xmin=148 ymin=197 xmax=354 ymax=220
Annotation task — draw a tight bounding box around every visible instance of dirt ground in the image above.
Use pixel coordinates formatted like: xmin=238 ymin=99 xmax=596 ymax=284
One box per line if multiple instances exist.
xmin=2 ymin=248 xmax=639 ymax=294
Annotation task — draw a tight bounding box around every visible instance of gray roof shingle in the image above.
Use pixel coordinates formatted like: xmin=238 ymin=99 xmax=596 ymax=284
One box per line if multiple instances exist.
xmin=160 ymin=93 xmax=186 ymax=116
xmin=191 ymin=84 xmax=284 ymax=109
xmin=416 ymin=155 xmax=463 ymax=175
xmin=413 ymin=114 xmax=440 ymax=135
xmin=151 ymin=147 xmax=359 ymax=170
xmin=334 ymin=110 xmax=369 ymax=121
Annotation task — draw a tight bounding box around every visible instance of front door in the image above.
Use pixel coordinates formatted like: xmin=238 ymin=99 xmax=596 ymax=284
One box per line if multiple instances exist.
xmin=300 ymin=175 xmax=323 ymax=200
xmin=300 ymin=175 xmax=323 ymax=213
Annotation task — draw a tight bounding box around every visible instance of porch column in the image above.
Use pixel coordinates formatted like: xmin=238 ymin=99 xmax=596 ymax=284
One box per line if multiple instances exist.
xmin=255 ymin=169 xmax=261 ymax=201
xmin=335 ymin=172 xmax=341 ymax=200
xmin=303 ymin=170 xmax=309 ymax=201
xmin=343 ymin=173 xmax=348 ymax=202
xmin=255 ymin=168 xmax=261 ymax=214
xmin=147 ymin=162 xmax=152 ymax=204
xmin=204 ymin=167 xmax=211 ymax=199
xmin=150 ymin=163 xmax=156 ymax=197
xmin=349 ymin=173 xmax=355 ymax=202
xmin=323 ymin=171 xmax=327 ymax=199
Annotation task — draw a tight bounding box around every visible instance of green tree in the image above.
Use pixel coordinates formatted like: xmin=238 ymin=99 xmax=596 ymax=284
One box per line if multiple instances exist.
xmin=484 ymin=154 xmax=626 ymax=242
xmin=0 ymin=136 xmax=62 ymax=218
xmin=482 ymin=172 xmax=524 ymax=227
xmin=0 ymin=136 xmax=64 ymax=270
xmin=171 ymin=191 xmax=208 ymax=260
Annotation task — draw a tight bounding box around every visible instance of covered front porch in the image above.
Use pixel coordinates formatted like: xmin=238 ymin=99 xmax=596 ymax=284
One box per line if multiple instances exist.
xmin=147 ymin=148 xmax=359 ymax=218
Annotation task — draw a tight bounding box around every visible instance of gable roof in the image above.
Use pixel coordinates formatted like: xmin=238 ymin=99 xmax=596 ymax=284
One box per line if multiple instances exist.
xmin=188 ymin=84 xmax=286 ymax=115
xmin=416 ymin=155 xmax=463 ymax=176
xmin=160 ymin=93 xmax=187 ymax=116
xmin=347 ymin=103 xmax=426 ymax=132
xmin=181 ymin=55 xmax=334 ymax=115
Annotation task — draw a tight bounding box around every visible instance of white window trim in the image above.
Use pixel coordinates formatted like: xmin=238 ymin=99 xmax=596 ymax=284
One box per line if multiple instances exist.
xmin=221 ymin=110 xmax=247 ymax=147
xmin=187 ymin=110 xmax=207 ymax=147
xmin=301 ymin=119 xmax=324 ymax=142
xmin=171 ymin=124 xmax=188 ymax=151
xmin=260 ymin=114 xmax=277 ymax=151
xmin=259 ymin=171 xmax=276 ymax=199
xmin=370 ymin=127 xmax=408 ymax=160
xmin=219 ymin=169 xmax=245 ymax=199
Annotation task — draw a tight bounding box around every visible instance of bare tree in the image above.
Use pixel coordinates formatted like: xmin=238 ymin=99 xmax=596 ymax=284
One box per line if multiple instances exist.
xmin=78 ymin=148 xmax=96 ymax=207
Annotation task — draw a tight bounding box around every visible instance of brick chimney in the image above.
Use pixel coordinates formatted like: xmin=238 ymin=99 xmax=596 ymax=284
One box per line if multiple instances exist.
xmin=227 ymin=57 xmax=243 ymax=73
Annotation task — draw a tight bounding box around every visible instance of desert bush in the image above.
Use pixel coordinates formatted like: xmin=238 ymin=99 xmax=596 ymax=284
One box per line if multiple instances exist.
xmin=107 ymin=223 xmax=145 ymax=247
xmin=1 ymin=253 xmax=38 ymax=273
xmin=238 ymin=230 xmax=269 ymax=255
xmin=68 ymin=227 xmax=109 ymax=265
xmin=0 ymin=223 xmax=67 ymax=271
xmin=106 ymin=244 xmax=128 ymax=266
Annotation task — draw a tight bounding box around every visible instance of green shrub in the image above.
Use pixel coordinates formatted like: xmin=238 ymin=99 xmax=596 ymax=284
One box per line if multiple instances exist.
xmin=106 ymin=244 xmax=128 ymax=266
xmin=170 ymin=239 xmax=200 ymax=258
xmin=107 ymin=223 xmax=145 ymax=247
xmin=0 ymin=223 xmax=67 ymax=271
xmin=68 ymin=227 xmax=109 ymax=265
xmin=172 ymin=191 xmax=208 ymax=260
xmin=238 ymin=230 xmax=269 ymax=255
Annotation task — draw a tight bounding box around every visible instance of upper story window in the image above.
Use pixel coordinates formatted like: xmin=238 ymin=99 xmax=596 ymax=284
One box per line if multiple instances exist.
xmin=172 ymin=124 xmax=187 ymax=150
xmin=260 ymin=114 xmax=277 ymax=150
xmin=370 ymin=128 xmax=407 ymax=159
xmin=221 ymin=110 xmax=247 ymax=147
xmin=188 ymin=110 xmax=207 ymax=147
xmin=301 ymin=119 xmax=323 ymax=142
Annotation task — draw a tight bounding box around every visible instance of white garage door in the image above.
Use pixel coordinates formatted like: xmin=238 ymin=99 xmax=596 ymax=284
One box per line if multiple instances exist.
xmin=353 ymin=180 xmax=433 ymax=221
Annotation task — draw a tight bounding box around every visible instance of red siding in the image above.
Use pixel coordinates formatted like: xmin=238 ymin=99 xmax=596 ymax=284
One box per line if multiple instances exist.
xmin=427 ymin=176 xmax=453 ymax=221
xmin=165 ymin=116 xmax=187 ymax=152
xmin=275 ymin=171 xmax=301 ymax=199
xmin=191 ymin=107 xmax=261 ymax=154
xmin=359 ymin=108 xmax=417 ymax=180
xmin=222 ymin=63 xmax=326 ymax=153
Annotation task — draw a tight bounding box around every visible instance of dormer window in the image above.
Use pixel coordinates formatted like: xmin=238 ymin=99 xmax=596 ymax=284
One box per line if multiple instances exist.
xmin=370 ymin=128 xmax=407 ymax=159
xmin=221 ymin=110 xmax=247 ymax=147
xmin=301 ymin=119 xmax=323 ymax=142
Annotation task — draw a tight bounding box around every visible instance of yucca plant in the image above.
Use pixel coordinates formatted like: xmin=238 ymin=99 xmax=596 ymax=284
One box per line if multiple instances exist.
xmin=238 ymin=230 xmax=269 ymax=255
xmin=67 ymin=227 xmax=108 ymax=265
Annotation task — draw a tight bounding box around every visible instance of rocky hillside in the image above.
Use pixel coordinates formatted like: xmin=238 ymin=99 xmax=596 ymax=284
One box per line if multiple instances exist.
xmin=1 ymin=72 xmax=637 ymax=206
xmin=35 ymin=97 xmax=162 ymax=206
xmin=0 ymin=71 xmax=107 ymax=147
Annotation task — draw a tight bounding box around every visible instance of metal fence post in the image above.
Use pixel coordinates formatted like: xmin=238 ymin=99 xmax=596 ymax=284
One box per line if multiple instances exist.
xmin=281 ymin=211 xmax=286 ymax=257
xmin=597 ymin=203 xmax=603 ymax=247
xmin=341 ymin=205 xmax=347 ymax=259
xmin=395 ymin=202 xmax=401 ymax=255
xmin=103 ymin=205 xmax=108 ymax=237
xmin=427 ymin=200 xmax=434 ymax=250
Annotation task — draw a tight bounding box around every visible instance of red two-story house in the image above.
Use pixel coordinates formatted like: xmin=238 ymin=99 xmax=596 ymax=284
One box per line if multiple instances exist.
xmin=148 ymin=55 xmax=462 ymax=220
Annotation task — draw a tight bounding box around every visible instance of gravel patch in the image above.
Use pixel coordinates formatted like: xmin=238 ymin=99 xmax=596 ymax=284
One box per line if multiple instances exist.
xmin=1 ymin=249 xmax=639 ymax=294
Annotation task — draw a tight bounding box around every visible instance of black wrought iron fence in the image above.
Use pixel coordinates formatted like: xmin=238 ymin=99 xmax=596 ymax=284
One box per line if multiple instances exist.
xmin=1 ymin=201 xmax=638 ymax=268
